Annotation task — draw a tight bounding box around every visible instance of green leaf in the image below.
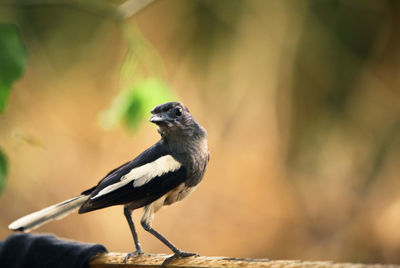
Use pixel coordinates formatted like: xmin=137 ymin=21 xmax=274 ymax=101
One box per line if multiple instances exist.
xmin=0 ymin=24 xmax=28 ymax=112
xmin=0 ymin=149 xmax=8 ymax=195
xmin=99 ymin=78 xmax=174 ymax=131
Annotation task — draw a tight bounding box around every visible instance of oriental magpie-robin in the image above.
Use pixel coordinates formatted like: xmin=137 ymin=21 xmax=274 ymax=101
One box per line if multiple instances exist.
xmin=9 ymin=102 xmax=209 ymax=266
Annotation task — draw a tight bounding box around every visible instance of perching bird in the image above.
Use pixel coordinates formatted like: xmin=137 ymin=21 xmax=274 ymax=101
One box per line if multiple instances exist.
xmin=8 ymin=101 xmax=209 ymax=266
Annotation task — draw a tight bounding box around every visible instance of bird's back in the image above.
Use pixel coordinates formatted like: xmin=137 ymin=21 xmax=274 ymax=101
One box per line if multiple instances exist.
xmin=79 ymin=141 xmax=186 ymax=213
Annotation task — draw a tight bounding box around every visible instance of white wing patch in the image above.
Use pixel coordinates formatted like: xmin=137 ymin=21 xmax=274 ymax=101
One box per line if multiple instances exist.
xmin=91 ymin=155 xmax=181 ymax=200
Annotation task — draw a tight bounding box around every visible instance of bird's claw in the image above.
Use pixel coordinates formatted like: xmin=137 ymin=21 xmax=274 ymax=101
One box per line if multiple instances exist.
xmin=161 ymin=251 xmax=198 ymax=267
xmin=124 ymin=249 xmax=144 ymax=263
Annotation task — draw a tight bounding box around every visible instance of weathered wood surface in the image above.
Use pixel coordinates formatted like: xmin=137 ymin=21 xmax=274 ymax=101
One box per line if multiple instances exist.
xmin=90 ymin=253 xmax=400 ymax=268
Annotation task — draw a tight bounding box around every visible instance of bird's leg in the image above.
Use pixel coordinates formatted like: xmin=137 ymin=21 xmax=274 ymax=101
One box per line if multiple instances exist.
xmin=123 ymin=206 xmax=144 ymax=262
xmin=141 ymin=204 xmax=198 ymax=267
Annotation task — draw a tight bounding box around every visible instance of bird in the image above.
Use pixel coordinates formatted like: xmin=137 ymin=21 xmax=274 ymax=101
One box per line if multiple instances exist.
xmin=8 ymin=101 xmax=210 ymax=267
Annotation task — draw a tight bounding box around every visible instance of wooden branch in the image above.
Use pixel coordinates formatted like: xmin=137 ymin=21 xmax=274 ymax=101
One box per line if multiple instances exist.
xmin=90 ymin=253 xmax=400 ymax=268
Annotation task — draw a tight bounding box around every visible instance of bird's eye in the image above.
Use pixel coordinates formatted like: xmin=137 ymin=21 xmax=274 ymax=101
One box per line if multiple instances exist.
xmin=175 ymin=107 xmax=182 ymax=117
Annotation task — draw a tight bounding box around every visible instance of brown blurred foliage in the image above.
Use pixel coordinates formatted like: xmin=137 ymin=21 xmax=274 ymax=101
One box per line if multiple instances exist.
xmin=1 ymin=0 xmax=400 ymax=264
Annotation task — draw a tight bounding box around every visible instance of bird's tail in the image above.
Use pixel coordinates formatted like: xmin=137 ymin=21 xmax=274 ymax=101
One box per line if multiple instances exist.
xmin=8 ymin=195 xmax=89 ymax=232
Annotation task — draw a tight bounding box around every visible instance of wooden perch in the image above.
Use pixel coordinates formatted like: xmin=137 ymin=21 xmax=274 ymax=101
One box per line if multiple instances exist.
xmin=89 ymin=253 xmax=400 ymax=268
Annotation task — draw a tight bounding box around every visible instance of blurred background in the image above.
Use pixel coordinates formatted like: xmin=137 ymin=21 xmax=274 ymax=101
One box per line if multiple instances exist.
xmin=1 ymin=0 xmax=400 ymax=264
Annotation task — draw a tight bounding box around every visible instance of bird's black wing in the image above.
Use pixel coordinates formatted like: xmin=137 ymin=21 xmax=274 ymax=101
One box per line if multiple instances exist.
xmin=79 ymin=141 xmax=187 ymax=213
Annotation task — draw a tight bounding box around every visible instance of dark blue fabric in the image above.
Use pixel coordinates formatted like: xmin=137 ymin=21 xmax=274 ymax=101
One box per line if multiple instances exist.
xmin=0 ymin=233 xmax=107 ymax=268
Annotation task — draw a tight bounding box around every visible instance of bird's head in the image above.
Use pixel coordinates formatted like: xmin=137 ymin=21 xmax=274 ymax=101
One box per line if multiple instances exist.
xmin=149 ymin=102 xmax=205 ymax=140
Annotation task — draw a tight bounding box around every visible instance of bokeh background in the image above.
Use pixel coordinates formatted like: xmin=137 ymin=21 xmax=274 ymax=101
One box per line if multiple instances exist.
xmin=1 ymin=0 xmax=400 ymax=264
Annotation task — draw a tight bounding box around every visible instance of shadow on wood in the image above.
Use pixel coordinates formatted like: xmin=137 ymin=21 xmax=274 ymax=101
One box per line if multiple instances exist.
xmin=90 ymin=253 xmax=400 ymax=268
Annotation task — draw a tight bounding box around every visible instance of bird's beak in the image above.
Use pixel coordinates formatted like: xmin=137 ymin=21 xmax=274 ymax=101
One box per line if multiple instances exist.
xmin=149 ymin=114 xmax=167 ymax=125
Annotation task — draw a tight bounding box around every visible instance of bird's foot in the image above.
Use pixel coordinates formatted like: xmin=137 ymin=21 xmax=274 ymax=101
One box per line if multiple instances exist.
xmin=124 ymin=249 xmax=144 ymax=263
xmin=162 ymin=251 xmax=199 ymax=268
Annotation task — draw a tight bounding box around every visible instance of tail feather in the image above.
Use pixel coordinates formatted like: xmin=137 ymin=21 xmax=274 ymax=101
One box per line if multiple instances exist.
xmin=8 ymin=195 xmax=89 ymax=232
